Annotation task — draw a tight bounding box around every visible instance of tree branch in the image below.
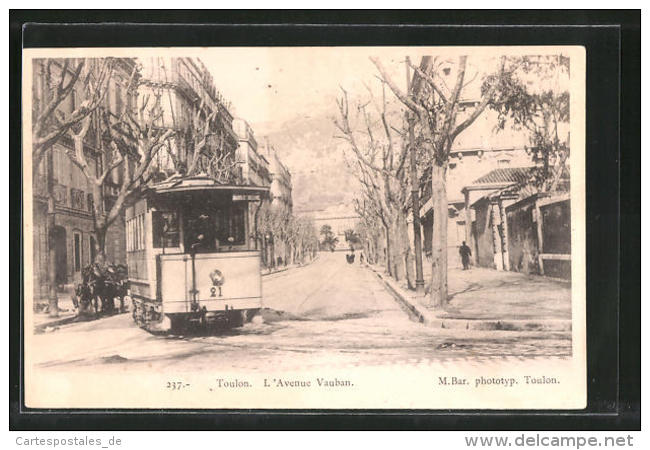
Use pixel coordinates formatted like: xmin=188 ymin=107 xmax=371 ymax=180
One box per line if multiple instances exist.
xmin=370 ymin=56 xmax=426 ymax=116
xmin=450 ymin=56 xmax=506 ymax=141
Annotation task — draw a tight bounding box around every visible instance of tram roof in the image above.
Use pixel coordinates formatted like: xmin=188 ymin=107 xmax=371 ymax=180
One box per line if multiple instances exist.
xmin=148 ymin=176 xmax=270 ymax=197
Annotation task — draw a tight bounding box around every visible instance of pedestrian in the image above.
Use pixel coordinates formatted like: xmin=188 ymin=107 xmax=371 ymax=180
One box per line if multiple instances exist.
xmin=459 ymin=241 xmax=472 ymax=270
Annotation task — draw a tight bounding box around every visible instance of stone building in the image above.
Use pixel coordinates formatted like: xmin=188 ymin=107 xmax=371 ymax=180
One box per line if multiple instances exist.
xmin=31 ymin=58 xmax=137 ymax=305
xmin=296 ymin=203 xmax=359 ymax=251
xmin=232 ymin=117 xmax=273 ymax=252
xmin=259 ymin=139 xmax=293 ymax=264
xmin=464 ymin=169 xmax=571 ymax=279
xmin=418 ymin=106 xmax=534 ymax=268
xmin=261 ymin=139 xmax=293 ymax=214
xmin=232 ymin=118 xmax=272 ymax=187
xmin=462 ymin=167 xmax=537 ymax=271
xmin=137 ymin=57 xmax=239 ymax=180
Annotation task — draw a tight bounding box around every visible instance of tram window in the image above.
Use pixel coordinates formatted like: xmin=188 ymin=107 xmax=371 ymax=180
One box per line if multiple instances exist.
xmin=183 ymin=205 xmax=246 ymax=253
xmin=152 ymin=211 xmax=180 ymax=248
xmin=185 ymin=212 xmax=216 ymax=253
xmin=215 ymin=205 xmax=245 ymax=246
xmin=126 ymin=214 xmax=145 ymax=252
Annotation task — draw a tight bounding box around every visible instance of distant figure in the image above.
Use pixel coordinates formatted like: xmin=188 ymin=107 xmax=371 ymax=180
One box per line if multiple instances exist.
xmin=459 ymin=241 xmax=472 ymax=270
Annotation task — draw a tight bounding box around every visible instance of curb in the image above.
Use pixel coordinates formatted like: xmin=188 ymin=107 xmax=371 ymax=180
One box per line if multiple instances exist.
xmin=370 ymin=266 xmax=571 ymax=332
xmin=34 ymin=311 xmax=131 ymax=333
xmin=261 ymin=255 xmax=320 ymax=278
xmin=34 ymin=314 xmax=79 ymax=333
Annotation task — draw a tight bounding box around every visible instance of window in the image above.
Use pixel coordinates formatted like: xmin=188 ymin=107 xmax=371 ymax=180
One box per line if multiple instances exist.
xmin=115 ymin=83 xmax=123 ymax=115
xmin=87 ymin=194 xmax=94 ymax=213
xmin=89 ymin=236 xmax=97 ymax=263
xmin=215 ymin=207 xmax=245 ymax=246
xmin=498 ymin=159 xmax=511 ymax=167
xmin=70 ymin=188 xmax=85 ymax=210
xmin=152 ymin=211 xmax=180 ymax=248
xmin=126 ymin=214 xmax=146 ymax=252
xmin=184 ymin=205 xmax=246 ymax=252
xmin=73 ymin=232 xmax=82 ymax=272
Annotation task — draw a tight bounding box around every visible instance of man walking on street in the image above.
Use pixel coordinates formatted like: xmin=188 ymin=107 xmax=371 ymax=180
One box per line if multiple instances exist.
xmin=459 ymin=241 xmax=472 ymax=270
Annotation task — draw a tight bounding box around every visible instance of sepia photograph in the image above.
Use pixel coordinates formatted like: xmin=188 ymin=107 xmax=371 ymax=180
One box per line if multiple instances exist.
xmin=22 ymin=45 xmax=586 ymax=409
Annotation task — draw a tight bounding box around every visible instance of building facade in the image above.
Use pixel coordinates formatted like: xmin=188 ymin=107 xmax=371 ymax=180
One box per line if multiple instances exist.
xmin=31 ymin=58 xmax=137 ymax=304
xmin=137 ymin=57 xmax=240 ymax=180
xmin=419 ymin=107 xmax=535 ymax=268
xmin=261 ymin=139 xmax=293 ymax=214
xmin=465 ymin=169 xmax=571 ymax=280
xmin=258 ymin=139 xmax=294 ymax=264
xmin=232 ymin=118 xmax=272 ymax=187
xmin=296 ymin=203 xmax=360 ymax=251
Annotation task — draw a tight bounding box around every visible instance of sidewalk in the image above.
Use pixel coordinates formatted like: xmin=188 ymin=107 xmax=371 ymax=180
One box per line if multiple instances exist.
xmin=367 ymin=264 xmax=572 ymax=332
xmin=32 ymin=287 xmax=79 ymax=332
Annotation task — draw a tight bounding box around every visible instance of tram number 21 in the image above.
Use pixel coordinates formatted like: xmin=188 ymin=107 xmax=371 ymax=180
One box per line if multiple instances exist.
xmin=210 ymin=286 xmax=222 ymax=297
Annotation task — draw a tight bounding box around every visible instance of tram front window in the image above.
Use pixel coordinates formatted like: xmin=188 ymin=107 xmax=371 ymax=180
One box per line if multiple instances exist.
xmin=184 ymin=205 xmax=246 ymax=253
xmin=152 ymin=211 xmax=180 ymax=248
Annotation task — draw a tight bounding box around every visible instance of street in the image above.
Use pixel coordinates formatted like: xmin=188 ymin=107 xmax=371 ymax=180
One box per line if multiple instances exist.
xmin=31 ymin=253 xmax=571 ymax=373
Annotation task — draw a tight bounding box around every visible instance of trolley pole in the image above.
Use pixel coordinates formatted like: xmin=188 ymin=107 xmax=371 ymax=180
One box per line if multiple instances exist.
xmin=406 ymin=57 xmax=425 ymax=294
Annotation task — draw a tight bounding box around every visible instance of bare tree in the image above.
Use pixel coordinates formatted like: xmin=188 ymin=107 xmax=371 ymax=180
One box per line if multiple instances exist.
xmin=335 ymin=85 xmax=416 ymax=287
xmin=371 ymin=55 xmax=505 ymax=307
xmin=353 ymin=195 xmax=386 ymax=266
xmin=286 ymin=215 xmax=318 ymax=264
xmin=165 ymin=97 xmax=241 ymax=183
xmin=67 ymin=87 xmax=174 ymax=260
xmin=31 ymin=58 xmax=114 ymax=316
xmin=32 ymin=58 xmax=113 ymax=175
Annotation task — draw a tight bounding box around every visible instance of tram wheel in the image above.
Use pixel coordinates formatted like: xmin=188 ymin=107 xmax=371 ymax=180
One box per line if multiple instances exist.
xmin=168 ymin=315 xmax=187 ymax=333
xmin=244 ymin=309 xmax=261 ymax=323
xmin=227 ymin=310 xmax=245 ymax=328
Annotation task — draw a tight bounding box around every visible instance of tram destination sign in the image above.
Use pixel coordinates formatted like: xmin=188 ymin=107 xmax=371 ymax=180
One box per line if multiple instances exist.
xmin=233 ymin=194 xmax=261 ymax=202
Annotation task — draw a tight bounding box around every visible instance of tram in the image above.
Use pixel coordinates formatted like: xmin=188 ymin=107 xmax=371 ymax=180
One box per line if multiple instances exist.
xmin=125 ymin=176 xmax=269 ymax=332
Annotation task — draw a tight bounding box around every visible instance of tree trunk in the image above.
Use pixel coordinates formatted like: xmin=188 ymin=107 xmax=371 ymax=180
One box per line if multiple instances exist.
xmin=46 ymin=196 xmax=58 ymax=317
xmin=94 ymin=225 xmax=108 ymax=263
xmin=388 ymin=217 xmax=407 ymax=282
xmin=404 ymin=235 xmax=415 ymax=290
xmin=396 ymin=214 xmax=415 ymax=289
xmin=383 ymin=224 xmax=392 ymax=275
xmin=430 ymin=164 xmax=448 ymax=308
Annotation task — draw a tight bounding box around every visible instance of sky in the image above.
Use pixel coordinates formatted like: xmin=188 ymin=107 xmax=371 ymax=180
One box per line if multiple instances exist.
xmin=200 ymin=47 xmax=508 ymax=133
xmin=197 ymin=47 xmax=571 ymax=212
xmin=24 ymin=46 xmax=577 ymax=212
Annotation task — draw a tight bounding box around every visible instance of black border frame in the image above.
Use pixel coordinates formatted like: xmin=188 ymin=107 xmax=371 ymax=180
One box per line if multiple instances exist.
xmin=9 ymin=10 xmax=640 ymax=430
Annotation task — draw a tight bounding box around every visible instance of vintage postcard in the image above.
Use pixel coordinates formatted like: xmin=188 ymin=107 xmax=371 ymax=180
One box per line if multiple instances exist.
xmin=22 ymin=45 xmax=586 ymax=409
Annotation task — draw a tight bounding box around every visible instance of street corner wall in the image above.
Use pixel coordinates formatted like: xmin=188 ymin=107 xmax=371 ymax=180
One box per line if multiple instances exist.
xmin=472 ymin=200 xmax=496 ymax=269
xmin=505 ymin=199 xmax=540 ymax=276
xmin=539 ymin=199 xmax=571 ymax=280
